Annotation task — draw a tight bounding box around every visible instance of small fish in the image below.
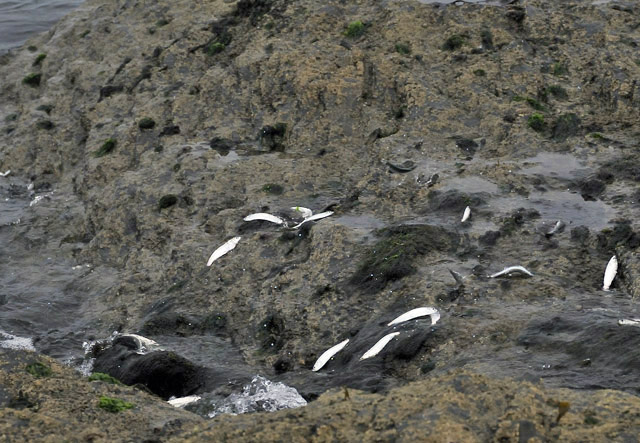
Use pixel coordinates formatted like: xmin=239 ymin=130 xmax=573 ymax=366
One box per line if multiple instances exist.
xmin=291 ymin=211 xmax=333 ymax=229
xmin=243 ymin=213 xmax=285 ymax=225
xmin=360 ymin=332 xmax=400 ymax=360
xmin=545 ymin=220 xmax=565 ymax=238
xmin=168 ymin=395 xmax=201 ymax=408
xmin=312 ymin=338 xmax=349 ymax=372
xmin=121 ymin=333 xmax=159 ymax=349
xmin=388 ymin=307 xmax=440 ymax=327
xmin=291 ymin=206 xmax=313 ymax=219
xmin=0 ymin=170 xmax=10 ymax=177
xmin=618 ymin=318 xmax=640 ymax=327
xmin=207 ymin=236 xmax=241 ymax=266
xmin=449 ymin=269 xmax=465 ymax=287
xmin=27 ymin=183 xmax=34 ymax=191
xmin=603 ymin=255 xmax=618 ymax=291
xmin=461 ymin=206 xmax=471 ymax=223
xmin=489 ymin=266 xmax=534 ymax=278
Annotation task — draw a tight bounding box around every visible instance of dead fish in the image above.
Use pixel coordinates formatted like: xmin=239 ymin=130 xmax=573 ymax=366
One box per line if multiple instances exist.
xmin=120 ymin=334 xmax=160 ymax=353
xmin=0 ymin=170 xmax=10 ymax=177
xmin=387 ymin=160 xmax=416 ymax=173
xmin=207 ymin=236 xmax=241 ymax=266
xmin=388 ymin=307 xmax=440 ymax=327
xmin=168 ymin=395 xmax=201 ymax=408
xmin=426 ymin=173 xmax=439 ymax=187
xmin=243 ymin=213 xmax=285 ymax=225
xmin=291 ymin=211 xmax=333 ymax=229
xmin=461 ymin=206 xmax=471 ymax=223
xmin=290 ymin=206 xmax=313 ymax=219
xmin=360 ymin=332 xmax=400 ymax=360
xmin=449 ymin=269 xmax=465 ymax=286
xmin=312 ymin=338 xmax=349 ymax=372
xmin=603 ymin=255 xmax=618 ymax=291
xmin=545 ymin=220 xmax=565 ymax=238
xmin=489 ymin=266 xmax=534 ymax=278
xmin=618 ymin=318 xmax=640 ymax=327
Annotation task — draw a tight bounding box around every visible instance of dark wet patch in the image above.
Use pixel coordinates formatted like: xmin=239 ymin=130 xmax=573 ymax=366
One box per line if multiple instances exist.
xmin=599 ymin=156 xmax=640 ymax=183
xmin=570 ymin=226 xmax=590 ymax=244
xmin=426 ymin=190 xmax=486 ymax=214
xmin=159 ymin=125 xmax=180 ymax=137
xmin=500 ymin=208 xmax=540 ymax=235
xmin=454 ymin=138 xmax=480 ymax=157
xmin=259 ymin=123 xmax=287 ymax=152
xmin=349 ymin=224 xmax=459 ymax=292
xmin=596 ymin=221 xmax=640 ymax=252
xmin=255 ymin=313 xmax=285 ymax=353
xmin=579 ymin=178 xmax=606 ymax=201
xmin=158 ymin=194 xmax=178 ymax=210
xmin=552 ymin=113 xmax=581 ymax=141
xmin=7 ymin=391 xmax=37 ymax=410
xmin=479 ymin=230 xmax=501 ymax=247
xmin=210 ymin=137 xmax=235 ymax=156
xmin=99 ymin=84 xmax=124 ymax=101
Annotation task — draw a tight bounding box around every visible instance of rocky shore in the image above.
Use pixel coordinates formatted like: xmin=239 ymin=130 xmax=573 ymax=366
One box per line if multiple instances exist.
xmin=2 ymin=0 xmax=640 ymax=440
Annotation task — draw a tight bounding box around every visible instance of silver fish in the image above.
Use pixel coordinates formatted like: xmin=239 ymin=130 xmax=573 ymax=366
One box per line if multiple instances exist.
xmin=168 ymin=395 xmax=201 ymax=408
xmin=489 ymin=266 xmax=534 ymax=278
xmin=207 ymin=236 xmax=241 ymax=266
xmin=603 ymin=255 xmax=618 ymax=291
xmin=291 ymin=211 xmax=333 ymax=229
xmin=312 ymin=338 xmax=349 ymax=372
xmin=461 ymin=206 xmax=471 ymax=223
xmin=360 ymin=332 xmax=400 ymax=360
xmin=545 ymin=220 xmax=565 ymax=238
xmin=290 ymin=206 xmax=313 ymax=219
xmin=243 ymin=213 xmax=285 ymax=225
xmin=388 ymin=307 xmax=440 ymax=327
xmin=449 ymin=269 xmax=465 ymax=286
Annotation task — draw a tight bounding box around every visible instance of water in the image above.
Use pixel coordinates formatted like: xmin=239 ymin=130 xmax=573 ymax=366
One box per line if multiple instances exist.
xmin=0 ymin=0 xmax=84 ymax=52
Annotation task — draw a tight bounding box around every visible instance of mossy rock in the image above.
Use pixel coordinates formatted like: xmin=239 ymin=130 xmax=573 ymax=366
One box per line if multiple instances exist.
xmin=395 ymin=42 xmax=411 ymax=55
xmin=473 ymin=69 xmax=486 ymax=77
xmin=442 ymin=34 xmax=465 ymax=51
xmin=98 ymin=396 xmax=134 ymax=413
xmin=88 ymin=372 xmax=121 ymax=384
xmin=552 ymin=62 xmax=568 ymax=76
xmin=259 ymin=123 xmax=287 ymax=151
xmin=158 ymin=194 xmax=178 ymax=210
xmin=546 ymin=85 xmax=568 ymax=100
xmin=350 ymin=225 xmax=459 ymax=292
xmin=262 ymin=183 xmax=284 ymax=195
xmin=32 ymin=53 xmax=46 ymax=67
xmin=26 ymin=362 xmax=52 ymax=378
xmin=5 ymin=113 xmax=18 ymax=122
xmin=528 ymin=113 xmax=545 ymax=132
xmin=138 ymin=117 xmax=156 ymax=130
xmin=94 ymin=138 xmax=117 ymax=157
xmin=552 ymin=113 xmax=580 ymax=141
xmin=36 ymin=120 xmax=54 ymax=130
xmin=36 ymin=104 xmax=54 ymax=114
xmin=22 ymin=73 xmax=42 ymax=87
xmin=206 ymin=42 xmax=226 ymax=55
xmin=344 ymin=21 xmax=365 ymax=38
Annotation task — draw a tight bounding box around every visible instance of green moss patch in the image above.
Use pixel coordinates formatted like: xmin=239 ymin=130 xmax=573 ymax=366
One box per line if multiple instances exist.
xmin=206 ymin=42 xmax=226 ymax=55
xmin=22 ymin=73 xmax=42 ymax=87
xmin=33 ymin=53 xmax=46 ymax=67
xmin=552 ymin=113 xmax=580 ymax=140
xmin=26 ymin=362 xmax=52 ymax=378
xmin=552 ymin=62 xmax=568 ymax=76
xmin=350 ymin=225 xmax=459 ymax=292
xmin=94 ymin=138 xmax=116 ymax=157
xmin=36 ymin=120 xmax=54 ymax=130
xmin=546 ymin=85 xmax=568 ymax=100
xmin=98 ymin=396 xmax=134 ymax=413
xmin=527 ymin=113 xmax=545 ymax=132
xmin=88 ymin=372 xmax=121 ymax=384
xmin=262 ymin=183 xmax=284 ymax=195
xmin=395 ymin=42 xmax=411 ymax=55
xmin=138 ymin=117 xmax=156 ymax=130
xmin=442 ymin=34 xmax=465 ymax=51
xmin=344 ymin=21 xmax=365 ymax=38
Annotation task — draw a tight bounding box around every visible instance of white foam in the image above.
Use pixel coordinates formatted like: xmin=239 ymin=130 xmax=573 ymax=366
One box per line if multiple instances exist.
xmin=0 ymin=330 xmax=36 ymax=351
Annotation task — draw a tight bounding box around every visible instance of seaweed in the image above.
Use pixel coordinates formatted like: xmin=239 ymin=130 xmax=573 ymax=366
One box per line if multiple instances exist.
xmin=345 ymin=21 xmax=365 ymax=38
xmin=94 ymin=138 xmax=116 ymax=157
xmin=22 ymin=73 xmax=41 ymax=87
xmin=88 ymin=372 xmax=121 ymax=384
xmin=26 ymin=362 xmax=52 ymax=378
xmin=158 ymin=194 xmax=178 ymax=210
xmin=527 ymin=113 xmax=545 ymax=132
xmin=138 ymin=117 xmax=156 ymax=130
xmin=442 ymin=34 xmax=465 ymax=51
xmin=98 ymin=396 xmax=134 ymax=413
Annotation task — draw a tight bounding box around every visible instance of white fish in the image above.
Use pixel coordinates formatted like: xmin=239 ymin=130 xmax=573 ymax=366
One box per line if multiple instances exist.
xmin=168 ymin=395 xmax=201 ymax=408
xmin=603 ymin=255 xmax=618 ymax=291
xmin=291 ymin=211 xmax=333 ymax=229
xmin=360 ymin=332 xmax=400 ymax=360
xmin=388 ymin=307 xmax=440 ymax=327
xmin=0 ymin=170 xmax=10 ymax=177
xmin=27 ymin=183 xmax=34 ymax=191
xmin=312 ymin=338 xmax=349 ymax=372
xmin=291 ymin=206 xmax=313 ymax=219
xmin=545 ymin=220 xmax=565 ymax=238
xmin=120 ymin=334 xmax=159 ymax=352
xmin=489 ymin=266 xmax=534 ymax=278
xmin=449 ymin=269 xmax=465 ymax=286
xmin=243 ymin=213 xmax=285 ymax=225
xmin=618 ymin=318 xmax=640 ymax=327
xmin=207 ymin=236 xmax=241 ymax=266
xmin=461 ymin=206 xmax=471 ymax=223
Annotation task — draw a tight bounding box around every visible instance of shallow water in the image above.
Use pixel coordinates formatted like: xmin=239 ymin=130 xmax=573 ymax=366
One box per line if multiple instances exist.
xmin=0 ymin=0 xmax=84 ymax=51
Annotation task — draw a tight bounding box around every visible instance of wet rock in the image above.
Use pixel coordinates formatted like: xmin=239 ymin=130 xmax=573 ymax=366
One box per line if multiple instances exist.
xmin=259 ymin=123 xmax=287 ymax=152
xmin=505 ymin=6 xmax=525 ymax=23
xmin=579 ymin=178 xmax=606 ymax=201
xmin=427 ymin=190 xmax=486 ymax=213
xmin=99 ymin=84 xmax=124 ymax=101
xmin=570 ymin=226 xmax=590 ymax=244
xmin=553 ymin=113 xmax=581 ymax=141
xmin=159 ymin=125 xmax=180 ymax=137
xmin=454 ymin=137 xmax=480 ymax=157
xmin=350 ymin=224 xmax=459 ymax=292
xmin=255 ymin=313 xmax=285 ymax=353
xmin=501 ymin=208 xmax=541 ymax=235
xmin=596 ymin=221 xmax=640 ymax=252
xmin=209 ymin=137 xmax=235 ymax=156
xmin=479 ymin=230 xmax=501 ymax=247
